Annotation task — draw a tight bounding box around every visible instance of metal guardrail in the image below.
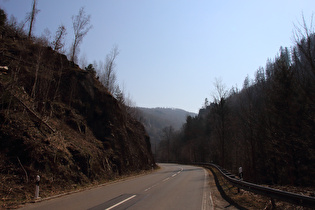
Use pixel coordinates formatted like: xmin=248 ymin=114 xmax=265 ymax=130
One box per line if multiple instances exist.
xmin=199 ymin=163 xmax=315 ymax=208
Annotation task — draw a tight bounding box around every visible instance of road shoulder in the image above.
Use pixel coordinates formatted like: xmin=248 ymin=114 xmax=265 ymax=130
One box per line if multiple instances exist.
xmin=205 ymin=168 xmax=238 ymax=209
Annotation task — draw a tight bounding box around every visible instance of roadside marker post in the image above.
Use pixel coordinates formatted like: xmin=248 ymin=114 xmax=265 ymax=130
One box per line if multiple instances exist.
xmin=35 ymin=175 xmax=40 ymax=199
xmin=238 ymin=167 xmax=243 ymax=180
xmin=238 ymin=167 xmax=243 ymax=193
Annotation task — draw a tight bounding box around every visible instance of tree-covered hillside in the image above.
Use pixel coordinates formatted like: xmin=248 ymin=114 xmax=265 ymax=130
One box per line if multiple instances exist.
xmin=137 ymin=107 xmax=196 ymax=155
xmin=158 ymin=22 xmax=315 ymax=187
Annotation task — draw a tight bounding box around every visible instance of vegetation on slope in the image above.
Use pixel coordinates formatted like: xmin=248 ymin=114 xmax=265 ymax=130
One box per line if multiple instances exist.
xmin=0 ymin=10 xmax=155 ymax=208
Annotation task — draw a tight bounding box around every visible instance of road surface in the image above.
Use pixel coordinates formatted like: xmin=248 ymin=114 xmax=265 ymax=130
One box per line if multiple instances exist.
xmin=21 ymin=164 xmax=218 ymax=210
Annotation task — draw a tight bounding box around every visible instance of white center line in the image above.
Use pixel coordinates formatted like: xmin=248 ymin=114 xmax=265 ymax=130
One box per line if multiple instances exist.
xmin=144 ymin=168 xmax=182 ymax=193
xmin=163 ymin=177 xmax=170 ymax=182
xmin=105 ymin=195 xmax=136 ymax=210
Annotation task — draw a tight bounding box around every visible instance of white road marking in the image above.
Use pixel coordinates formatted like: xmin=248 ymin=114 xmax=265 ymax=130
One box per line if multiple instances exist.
xmin=209 ymin=194 xmax=214 ymax=210
xmin=144 ymin=167 xmax=182 ymax=193
xmin=144 ymin=168 xmax=183 ymax=192
xmin=163 ymin=177 xmax=170 ymax=182
xmin=105 ymin=195 xmax=136 ymax=210
xmin=202 ymin=169 xmax=207 ymax=210
xmin=144 ymin=183 xmax=159 ymax=192
xmin=176 ymin=167 xmax=183 ymax=175
xmin=202 ymin=168 xmax=214 ymax=210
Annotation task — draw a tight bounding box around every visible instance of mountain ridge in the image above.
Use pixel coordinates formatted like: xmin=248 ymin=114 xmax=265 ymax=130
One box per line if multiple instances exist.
xmin=136 ymin=107 xmax=196 ymax=154
xmin=137 ymin=107 xmax=196 ymax=130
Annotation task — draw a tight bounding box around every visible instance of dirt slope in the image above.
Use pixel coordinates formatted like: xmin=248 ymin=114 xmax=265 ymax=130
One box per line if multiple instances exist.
xmin=0 ymin=24 xmax=155 ymax=207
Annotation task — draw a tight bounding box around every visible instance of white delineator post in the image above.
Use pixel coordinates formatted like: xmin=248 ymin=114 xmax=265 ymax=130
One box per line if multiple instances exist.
xmin=238 ymin=167 xmax=243 ymax=193
xmin=238 ymin=167 xmax=243 ymax=180
xmin=35 ymin=175 xmax=40 ymax=199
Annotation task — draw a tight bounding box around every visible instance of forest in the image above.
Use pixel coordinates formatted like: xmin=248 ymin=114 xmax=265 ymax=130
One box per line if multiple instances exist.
xmin=157 ymin=20 xmax=315 ymax=187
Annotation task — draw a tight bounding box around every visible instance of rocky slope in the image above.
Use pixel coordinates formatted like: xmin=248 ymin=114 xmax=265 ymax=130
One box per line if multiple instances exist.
xmin=0 ymin=24 xmax=155 ymax=207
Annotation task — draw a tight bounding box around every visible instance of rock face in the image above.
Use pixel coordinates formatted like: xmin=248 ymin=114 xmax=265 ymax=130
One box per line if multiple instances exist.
xmin=0 ymin=25 xmax=155 ymax=205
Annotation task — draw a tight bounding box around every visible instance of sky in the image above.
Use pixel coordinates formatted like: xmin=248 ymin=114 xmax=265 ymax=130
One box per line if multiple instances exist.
xmin=1 ymin=0 xmax=315 ymax=113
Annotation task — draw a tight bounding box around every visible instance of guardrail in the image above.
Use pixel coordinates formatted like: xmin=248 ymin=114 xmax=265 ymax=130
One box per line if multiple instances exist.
xmin=199 ymin=163 xmax=315 ymax=208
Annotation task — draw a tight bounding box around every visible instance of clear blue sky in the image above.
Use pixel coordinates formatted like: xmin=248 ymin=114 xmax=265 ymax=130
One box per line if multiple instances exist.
xmin=1 ymin=0 xmax=315 ymax=113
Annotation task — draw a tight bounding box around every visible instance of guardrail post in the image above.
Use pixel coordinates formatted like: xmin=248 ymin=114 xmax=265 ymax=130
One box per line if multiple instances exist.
xmin=35 ymin=175 xmax=40 ymax=199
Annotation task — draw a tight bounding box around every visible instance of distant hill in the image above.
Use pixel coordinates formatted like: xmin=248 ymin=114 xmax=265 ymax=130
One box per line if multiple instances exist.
xmin=137 ymin=107 xmax=196 ymax=150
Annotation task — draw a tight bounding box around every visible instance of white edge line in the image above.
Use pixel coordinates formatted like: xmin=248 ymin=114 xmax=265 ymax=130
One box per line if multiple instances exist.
xmin=202 ymin=168 xmax=214 ymax=210
xmin=202 ymin=169 xmax=207 ymax=210
xmin=105 ymin=195 xmax=136 ymax=210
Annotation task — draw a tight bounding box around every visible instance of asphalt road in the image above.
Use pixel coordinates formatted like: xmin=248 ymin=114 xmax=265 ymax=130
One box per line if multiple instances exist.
xmin=20 ymin=164 xmax=214 ymax=210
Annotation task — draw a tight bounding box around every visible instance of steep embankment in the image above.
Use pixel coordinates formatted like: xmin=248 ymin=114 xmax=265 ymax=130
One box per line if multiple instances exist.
xmin=0 ymin=25 xmax=154 ymax=207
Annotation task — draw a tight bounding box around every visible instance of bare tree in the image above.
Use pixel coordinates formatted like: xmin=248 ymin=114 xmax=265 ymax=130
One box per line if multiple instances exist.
xmin=37 ymin=28 xmax=51 ymax=47
xmin=212 ymin=78 xmax=227 ymax=103
xmin=7 ymin=15 xmax=24 ymax=36
xmin=293 ymin=13 xmax=315 ymax=73
xmin=211 ymin=78 xmax=229 ymax=167
xmin=28 ymin=0 xmax=39 ymax=39
xmin=70 ymin=7 xmax=92 ymax=63
xmin=293 ymin=14 xmax=315 ymax=105
xmin=105 ymin=46 xmax=119 ymax=93
xmin=99 ymin=46 xmax=119 ymax=94
xmin=31 ymin=46 xmax=43 ymax=99
xmin=293 ymin=13 xmax=314 ymax=44
xmin=52 ymin=24 xmax=67 ymax=52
